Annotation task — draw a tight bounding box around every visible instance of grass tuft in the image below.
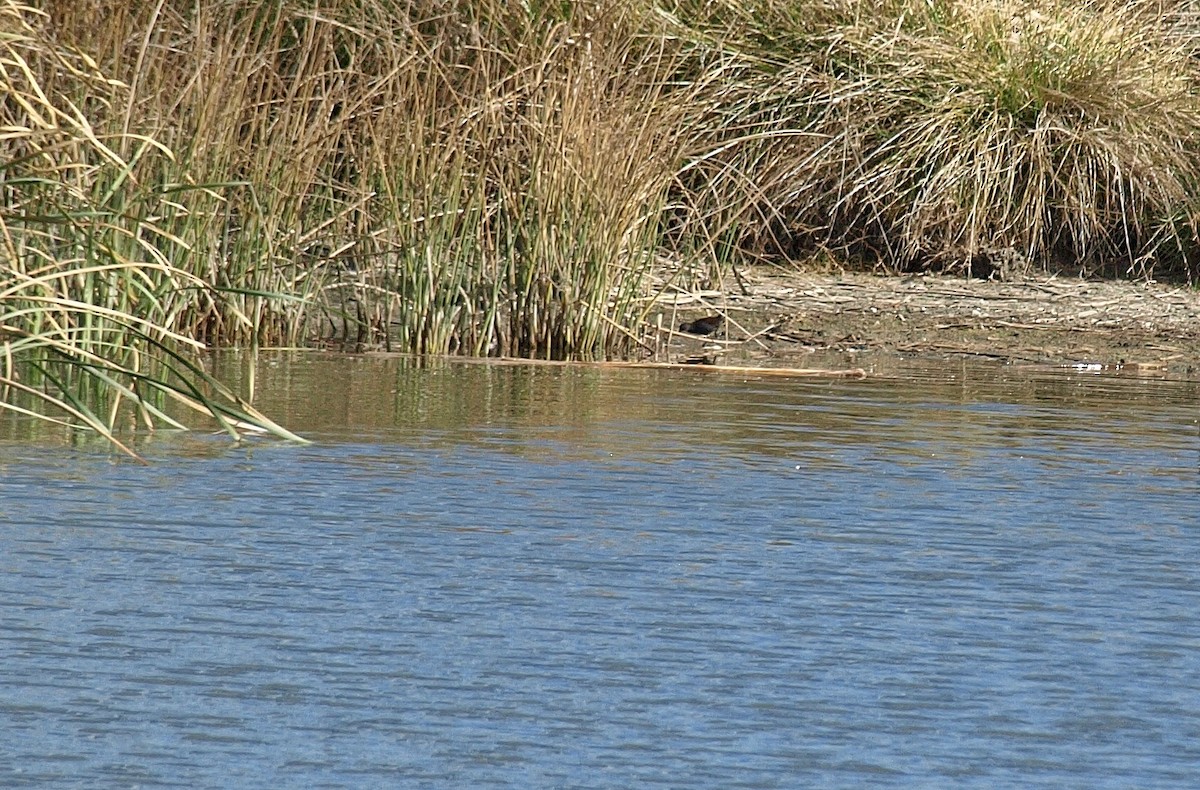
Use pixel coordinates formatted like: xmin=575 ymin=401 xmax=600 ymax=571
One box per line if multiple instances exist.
xmin=668 ymin=0 xmax=1200 ymax=277
xmin=1 ymin=1 xmax=306 ymax=456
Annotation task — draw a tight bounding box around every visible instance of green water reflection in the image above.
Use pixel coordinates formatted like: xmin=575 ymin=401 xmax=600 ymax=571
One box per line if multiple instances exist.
xmin=210 ymin=352 xmax=1199 ymax=461
xmin=3 ymin=352 xmax=1196 ymax=459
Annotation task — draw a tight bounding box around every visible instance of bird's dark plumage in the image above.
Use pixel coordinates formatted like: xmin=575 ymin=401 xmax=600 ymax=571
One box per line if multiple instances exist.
xmin=678 ymin=315 xmax=724 ymax=336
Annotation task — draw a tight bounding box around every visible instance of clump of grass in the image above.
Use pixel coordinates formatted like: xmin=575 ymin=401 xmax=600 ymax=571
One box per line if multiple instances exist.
xmin=0 ymin=261 xmax=305 ymax=458
xmin=366 ymin=2 xmax=682 ymax=358
xmin=38 ymin=0 xmax=687 ymax=356
xmin=0 ymin=2 xmax=304 ymax=457
xmin=668 ymin=0 xmax=1200 ymax=277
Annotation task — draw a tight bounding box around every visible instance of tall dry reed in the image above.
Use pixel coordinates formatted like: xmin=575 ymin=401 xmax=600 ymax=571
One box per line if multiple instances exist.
xmin=35 ymin=0 xmax=688 ymax=356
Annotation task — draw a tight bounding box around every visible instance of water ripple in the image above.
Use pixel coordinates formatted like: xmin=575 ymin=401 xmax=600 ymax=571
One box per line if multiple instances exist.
xmin=1 ymin=367 xmax=1198 ymax=787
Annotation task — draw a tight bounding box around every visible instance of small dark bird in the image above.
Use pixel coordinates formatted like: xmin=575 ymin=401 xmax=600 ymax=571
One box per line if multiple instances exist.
xmin=678 ymin=315 xmax=724 ymax=336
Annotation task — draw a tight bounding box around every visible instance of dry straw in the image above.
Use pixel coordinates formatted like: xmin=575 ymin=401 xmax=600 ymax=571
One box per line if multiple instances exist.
xmin=666 ymin=0 xmax=1200 ymax=277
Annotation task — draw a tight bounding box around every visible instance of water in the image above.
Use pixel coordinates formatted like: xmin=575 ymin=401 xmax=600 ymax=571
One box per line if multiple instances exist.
xmin=1 ymin=357 xmax=1199 ymax=787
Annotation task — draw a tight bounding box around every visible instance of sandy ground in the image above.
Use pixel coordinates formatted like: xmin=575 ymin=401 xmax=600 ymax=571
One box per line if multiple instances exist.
xmin=659 ymin=269 xmax=1200 ymax=377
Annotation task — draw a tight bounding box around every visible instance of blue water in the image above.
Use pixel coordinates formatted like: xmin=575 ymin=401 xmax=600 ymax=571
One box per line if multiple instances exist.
xmin=1 ymin=363 xmax=1199 ymax=787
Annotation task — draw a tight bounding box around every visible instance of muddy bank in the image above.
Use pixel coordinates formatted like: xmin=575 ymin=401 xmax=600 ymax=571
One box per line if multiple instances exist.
xmin=660 ymin=269 xmax=1200 ymax=377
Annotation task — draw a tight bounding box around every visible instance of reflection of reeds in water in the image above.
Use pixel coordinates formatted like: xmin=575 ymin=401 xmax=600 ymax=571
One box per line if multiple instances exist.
xmin=222 ymin=354 xmax=1200 ymax=467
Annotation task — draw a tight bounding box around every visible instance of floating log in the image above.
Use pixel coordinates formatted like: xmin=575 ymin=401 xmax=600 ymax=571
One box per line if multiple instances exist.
xmin=454 ymin=356 xmax=867 ymax=379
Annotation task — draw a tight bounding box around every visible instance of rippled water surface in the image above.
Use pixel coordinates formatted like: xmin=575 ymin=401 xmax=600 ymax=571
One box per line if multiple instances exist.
xmin=2 ymin=356 xmax=1199 ymax=788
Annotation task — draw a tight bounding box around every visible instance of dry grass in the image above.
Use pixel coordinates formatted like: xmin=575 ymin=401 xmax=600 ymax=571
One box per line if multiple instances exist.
xmin=32 ymin=0 xmax=688 ymax=357
xmin=667 ymin=0 xmax=1200 ymax=278
xmin=7 ymin=0 xmax=1200 ymax=454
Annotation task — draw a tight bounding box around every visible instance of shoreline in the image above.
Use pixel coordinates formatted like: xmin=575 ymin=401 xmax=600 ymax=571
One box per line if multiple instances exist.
xmin=661 ymin=269 xmax=1200 ymax=377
